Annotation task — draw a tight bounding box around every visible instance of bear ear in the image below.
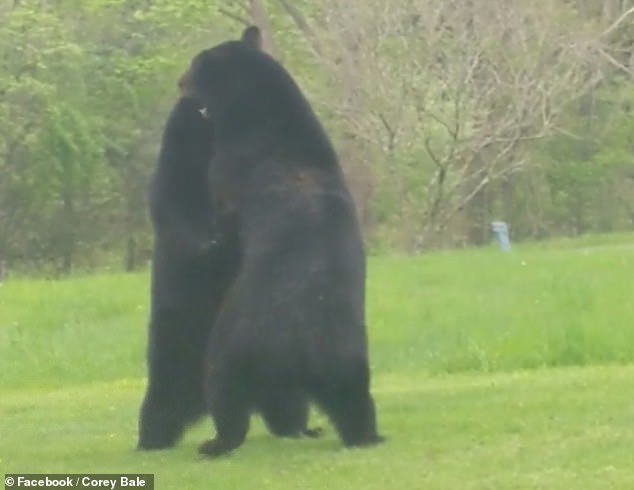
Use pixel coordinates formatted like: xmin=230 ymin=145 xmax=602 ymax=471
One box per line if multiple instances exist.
xmin=241 ymin=25 xmax=263 ymax=51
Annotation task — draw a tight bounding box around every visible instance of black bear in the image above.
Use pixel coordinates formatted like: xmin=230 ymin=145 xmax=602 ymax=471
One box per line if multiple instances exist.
xmin=179 ymin=26 xmax=383 ymax=457
xmin=137 ymin=96 xmax=239 ymax=450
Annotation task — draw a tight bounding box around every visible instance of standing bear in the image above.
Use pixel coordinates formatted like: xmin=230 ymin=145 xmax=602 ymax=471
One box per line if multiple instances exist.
xmin=179 ymin=26 xmax=383 ymax=457
xmin=137 ymin=96 xmax=240 ymax=450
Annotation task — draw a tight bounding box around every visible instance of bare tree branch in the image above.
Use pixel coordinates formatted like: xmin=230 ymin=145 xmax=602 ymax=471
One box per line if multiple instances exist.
xmin=277 ymin=0 xmax=324 ymax=57
xmin=275 ymin=0 xmax=617 ymax=248
xmin=600 ymin=6 xmax=634 ymax=39
xmin=218 ymin=7 xmax=251 ymax=26
xmin=248 ymin=0 xmax=277 ymax=56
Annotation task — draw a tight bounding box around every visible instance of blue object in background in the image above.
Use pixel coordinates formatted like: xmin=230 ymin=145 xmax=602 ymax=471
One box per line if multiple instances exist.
xmin=491 ymin=221 xmax=511 ymax=251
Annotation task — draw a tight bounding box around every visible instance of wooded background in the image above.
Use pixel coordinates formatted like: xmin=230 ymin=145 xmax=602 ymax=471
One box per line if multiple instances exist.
xmin=1 ymin=0 xmax=632 ymax=275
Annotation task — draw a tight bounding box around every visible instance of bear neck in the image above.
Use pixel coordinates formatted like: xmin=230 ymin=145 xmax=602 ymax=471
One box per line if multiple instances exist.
xmin=213 ymin=97 xmax=338 ymax=167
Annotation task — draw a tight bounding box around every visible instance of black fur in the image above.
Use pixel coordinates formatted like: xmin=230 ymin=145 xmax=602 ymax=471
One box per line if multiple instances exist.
xmin=180 ymin=26 xmax=382 ymax=457
xmin=137 ymin=97 xmax=239 ymax=450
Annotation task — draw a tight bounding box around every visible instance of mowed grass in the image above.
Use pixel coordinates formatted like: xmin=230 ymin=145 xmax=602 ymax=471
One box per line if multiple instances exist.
xmin=1 ymin=233 xmax=633 ymax=488
xmin=2 ymin=367 xmax=634 ymax=489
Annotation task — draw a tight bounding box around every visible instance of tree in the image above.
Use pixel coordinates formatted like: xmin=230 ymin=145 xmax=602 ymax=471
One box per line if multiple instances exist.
xmin=274 ymin=0 xmax=620 ymax=249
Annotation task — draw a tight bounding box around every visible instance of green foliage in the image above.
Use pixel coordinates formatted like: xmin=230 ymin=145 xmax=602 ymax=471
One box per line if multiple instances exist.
xmin=535 ymin=82 xmax=634 ymax=237
xmin=0 ymin=0 xmax=228 ymax=274
xmin=0 ymin=0 xmax=632 ymax=269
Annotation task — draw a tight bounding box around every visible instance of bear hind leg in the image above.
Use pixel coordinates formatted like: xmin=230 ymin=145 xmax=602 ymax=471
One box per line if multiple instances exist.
xmin=138 ymin=314 xmax=206 ymax=450
xmin=259 ymin=389 xmax=322 ymax=439
xmin=310 ymin=361 xmax=383 ymax=447
xmin=199 ymin=368 xmax=251 ymax=457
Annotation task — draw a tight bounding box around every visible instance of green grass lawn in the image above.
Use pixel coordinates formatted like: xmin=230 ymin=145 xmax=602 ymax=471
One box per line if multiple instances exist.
xmin=1 ymin=234 xmax=633 ymax=488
